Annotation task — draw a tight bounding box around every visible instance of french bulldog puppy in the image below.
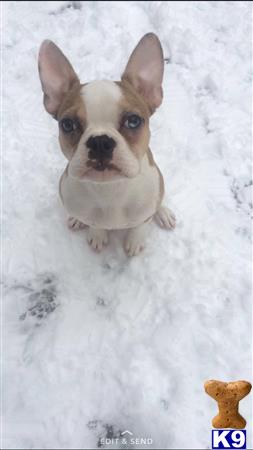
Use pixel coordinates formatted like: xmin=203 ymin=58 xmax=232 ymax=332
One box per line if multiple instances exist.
xmin=38 ymin=33 xmax=175 ymax=256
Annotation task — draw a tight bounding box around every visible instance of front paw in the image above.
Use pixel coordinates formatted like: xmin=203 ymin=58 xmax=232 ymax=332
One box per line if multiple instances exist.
xmin=124 ymin=226 xmax=147 ymax=257
xmin=87 ymin=228 xmax=109 ymax=252
xmin=67 ymin=217 xmax=86 ymax=230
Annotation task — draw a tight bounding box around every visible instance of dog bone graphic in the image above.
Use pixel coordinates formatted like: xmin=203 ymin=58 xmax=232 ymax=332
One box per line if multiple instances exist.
xmin=204 ymin=380 xmax=252 ymax=429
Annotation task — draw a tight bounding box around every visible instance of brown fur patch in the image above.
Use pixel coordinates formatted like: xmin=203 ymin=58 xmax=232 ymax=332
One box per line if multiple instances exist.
xmin=147 ymin=148 xmax=164 ymax=206
xmin=59 ymin=165 xmax=68 ymax=205
xmin=117 ymin=79 xmax=151 ymax=160
xmin=118 ymin=81 xmax=164 ymax=206
xmin=157 ymin=165 xmax=165 ymax=206
xmin=117 ymin=79 xmax=151 ymax=119
xmin=57 ymin=83 xmax=86 ymax=160
xmin=147 ymin=147 xmax=155 ymax=167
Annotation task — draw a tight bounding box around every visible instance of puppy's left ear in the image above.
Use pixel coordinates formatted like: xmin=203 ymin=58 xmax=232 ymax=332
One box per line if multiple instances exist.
xmin=122 ymin=33 xmax=164 ymax=114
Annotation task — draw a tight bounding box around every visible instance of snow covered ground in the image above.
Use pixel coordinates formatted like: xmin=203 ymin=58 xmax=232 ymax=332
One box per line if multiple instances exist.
xmin=3 ymin=1 xmax=252 ymax=449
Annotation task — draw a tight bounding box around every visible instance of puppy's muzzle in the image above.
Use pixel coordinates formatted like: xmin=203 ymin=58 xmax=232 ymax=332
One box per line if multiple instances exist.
xmin=86 ymin=135 xmax=116 ymax=171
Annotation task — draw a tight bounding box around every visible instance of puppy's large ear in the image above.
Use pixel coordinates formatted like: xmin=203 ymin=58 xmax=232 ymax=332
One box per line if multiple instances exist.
xmin=38 ymin=40 xmax=79 ymax=116
xmin=122 ymin=33 xmax=164 ymax=114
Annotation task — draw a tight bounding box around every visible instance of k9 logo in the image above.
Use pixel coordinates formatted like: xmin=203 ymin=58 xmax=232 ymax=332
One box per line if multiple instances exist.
xmin=212 ymin=430 xmax=246 ymax=449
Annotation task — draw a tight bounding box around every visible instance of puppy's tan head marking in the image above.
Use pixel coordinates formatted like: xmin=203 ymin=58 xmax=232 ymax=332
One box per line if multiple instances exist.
xmin=38 ymin=33 xmax=164 ymax=181
xmin=57 ymin=83 xmax=86 ymax=160
xmin=117 ymin=79 xmax=151 ymax=159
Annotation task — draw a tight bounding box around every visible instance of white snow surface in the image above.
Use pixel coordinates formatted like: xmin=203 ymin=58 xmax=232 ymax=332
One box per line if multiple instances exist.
xmin=3 ymin=1 xmax=252 ymax=449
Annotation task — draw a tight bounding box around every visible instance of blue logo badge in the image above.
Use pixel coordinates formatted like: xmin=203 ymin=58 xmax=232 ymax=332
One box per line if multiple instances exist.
xmin=212 ymin=430 xmax=246 ymax=449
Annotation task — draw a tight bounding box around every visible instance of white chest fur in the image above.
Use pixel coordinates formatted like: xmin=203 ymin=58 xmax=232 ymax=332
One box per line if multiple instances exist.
xmin=60 ymin=154 xmax=160 ymax=230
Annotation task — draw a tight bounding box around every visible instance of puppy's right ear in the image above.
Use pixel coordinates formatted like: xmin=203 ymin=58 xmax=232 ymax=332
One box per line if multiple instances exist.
xmin=38 ymin=40 xmax=79 ymax=116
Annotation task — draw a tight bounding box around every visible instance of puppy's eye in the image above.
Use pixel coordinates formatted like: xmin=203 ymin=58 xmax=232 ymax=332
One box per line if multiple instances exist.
xmin=124 ymin=114 xmax=142 ymax=129
xmin=60 ymin=118 xmax=79 ymax=133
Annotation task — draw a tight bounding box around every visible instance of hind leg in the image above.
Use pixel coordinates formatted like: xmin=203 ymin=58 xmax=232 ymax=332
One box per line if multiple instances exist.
xmin=154 ymin=206 xmax=176 ymax=229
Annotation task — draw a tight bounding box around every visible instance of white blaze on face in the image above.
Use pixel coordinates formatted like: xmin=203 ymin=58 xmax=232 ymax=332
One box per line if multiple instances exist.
xmin=81 ymin=80 xmax=122 ymax=128
xmin=68 ymin=80 xmax=140 ymax=181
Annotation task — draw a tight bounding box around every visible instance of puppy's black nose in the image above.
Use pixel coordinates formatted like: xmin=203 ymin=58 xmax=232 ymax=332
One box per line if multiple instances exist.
xmin=86 ymin=135 xmax=116 ymax=161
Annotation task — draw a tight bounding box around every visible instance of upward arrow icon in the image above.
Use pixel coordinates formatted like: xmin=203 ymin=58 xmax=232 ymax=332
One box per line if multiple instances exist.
xmin=121 ymin=430 xmax=133 ymax=436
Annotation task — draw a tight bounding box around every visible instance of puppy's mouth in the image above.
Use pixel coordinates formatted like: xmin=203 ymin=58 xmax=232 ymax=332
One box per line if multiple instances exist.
xmin=83 ymin=159 xmax=124 ymax=182
xmin=86 ymin=159 xmax=119 ymax=172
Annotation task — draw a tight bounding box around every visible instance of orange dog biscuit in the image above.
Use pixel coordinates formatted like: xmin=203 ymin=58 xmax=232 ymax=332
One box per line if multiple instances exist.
xmin=204 ymin=380 xmax=252 ymax=429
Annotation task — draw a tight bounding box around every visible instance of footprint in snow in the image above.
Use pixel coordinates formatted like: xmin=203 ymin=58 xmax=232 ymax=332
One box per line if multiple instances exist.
xmin=19 ymin=273 xmax=58 ymax=323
